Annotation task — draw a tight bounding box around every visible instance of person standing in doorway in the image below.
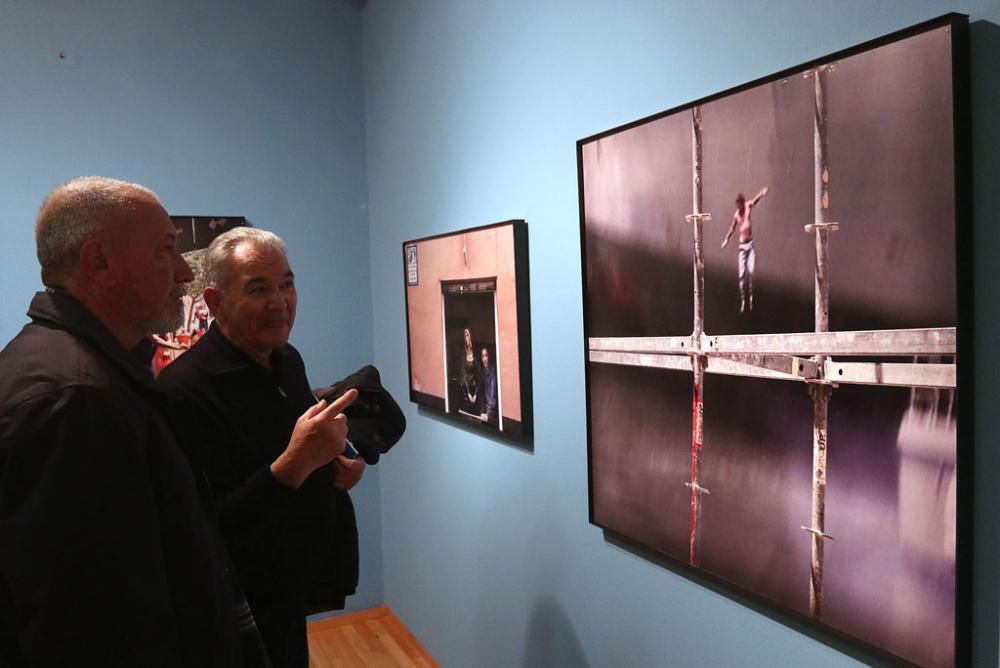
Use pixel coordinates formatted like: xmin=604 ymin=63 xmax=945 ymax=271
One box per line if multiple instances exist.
xmin=479 ymin=347 xmax=498 ymax=427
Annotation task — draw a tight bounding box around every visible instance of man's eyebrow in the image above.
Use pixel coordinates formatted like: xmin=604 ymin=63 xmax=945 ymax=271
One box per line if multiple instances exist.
xmin=244 ymin=277 xmax=268 ymax=289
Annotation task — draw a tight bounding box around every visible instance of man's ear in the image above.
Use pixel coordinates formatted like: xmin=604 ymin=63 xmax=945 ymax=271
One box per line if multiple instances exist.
xmin=203 ymin=285 xmax=222 ymax=321
xmin=78 ymin=238 xmax=117 ymax=287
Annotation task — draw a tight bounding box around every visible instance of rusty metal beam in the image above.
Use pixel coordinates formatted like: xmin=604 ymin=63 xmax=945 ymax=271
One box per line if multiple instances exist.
xmin=706 ymin=356 xmax=801 ymax=381
xmin=588 ymin=350 xmax=692 ymax=373
xmin=824 ymin=361 xmax=955 ymax=389
xmin=718 ymin=353 xmax=819 ymax=379
xmin=589 ymin=350 xmax=955 ymax=389
xmin=707 ymin=327 xmax=955 ymax=356
xmin=589 ymin=335 xmax=693 ymax=355
xmin=590 ymin=327 xmax=956 ymax=358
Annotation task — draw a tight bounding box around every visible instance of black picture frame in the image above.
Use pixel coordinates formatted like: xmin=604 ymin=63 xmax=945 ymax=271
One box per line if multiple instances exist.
xmin=577 ymin=14 xmax=970 ymax=667
xmin=403 ymin=220 xmax=533 ymax=439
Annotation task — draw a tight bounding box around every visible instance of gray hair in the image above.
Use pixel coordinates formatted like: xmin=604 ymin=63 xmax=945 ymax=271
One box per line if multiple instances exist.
xmin=35 ymin=176 xmax=160 ymax=287
xmin=203 ymin=227 xmax=288 ymax=293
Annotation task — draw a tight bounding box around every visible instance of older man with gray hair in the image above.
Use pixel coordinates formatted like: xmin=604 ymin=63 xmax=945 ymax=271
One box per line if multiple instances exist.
xmin=0 ymin=176 xmax=257 ymax=665
xmin=158 ymin=226 xmax=362 ymax=668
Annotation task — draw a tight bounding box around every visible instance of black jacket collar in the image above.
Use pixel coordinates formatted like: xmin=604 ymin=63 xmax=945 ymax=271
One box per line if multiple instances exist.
xmin=194 ymin=322 xmax=295 ymax=377
xmin=27 ymin=288 xmax=159 ymax=392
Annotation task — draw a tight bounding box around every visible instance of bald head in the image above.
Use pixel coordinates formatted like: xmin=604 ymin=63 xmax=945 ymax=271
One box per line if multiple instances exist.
xmin=36 ymin=176 xmax=162 ymax=287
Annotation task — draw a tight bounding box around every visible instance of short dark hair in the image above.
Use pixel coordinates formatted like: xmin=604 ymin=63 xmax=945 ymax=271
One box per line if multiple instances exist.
xmin=35 ymin=176 xmax=159 ymax=287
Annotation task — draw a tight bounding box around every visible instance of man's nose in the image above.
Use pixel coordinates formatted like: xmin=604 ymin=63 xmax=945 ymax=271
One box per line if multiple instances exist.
xmin=265 ymin=290 xmax=287 ymax=309
xmin=175 ymin=254 xmax=194 ymax=283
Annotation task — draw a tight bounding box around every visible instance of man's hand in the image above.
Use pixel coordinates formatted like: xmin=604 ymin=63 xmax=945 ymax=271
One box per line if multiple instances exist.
xmin=333 ymin=454 xmax=366 ymax=491
xmin=750 ymin=186 xmax=769 ymax=206
xmin=270 ymin=389 xmax=358 ymax=489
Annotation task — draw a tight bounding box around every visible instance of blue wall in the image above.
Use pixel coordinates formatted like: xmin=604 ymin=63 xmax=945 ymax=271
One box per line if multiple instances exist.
xmin=4 ymin=1 xmax=1000 ymax=664
xmin=363 ymin=2 xmax=1000 ymax=666
xmin=0 ymin=1 xmax=382 ymax=612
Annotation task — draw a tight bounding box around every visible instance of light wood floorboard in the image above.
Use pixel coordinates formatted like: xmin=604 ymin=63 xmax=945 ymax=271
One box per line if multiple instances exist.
xmin=308 ymin=604 xmax=438 ymax=668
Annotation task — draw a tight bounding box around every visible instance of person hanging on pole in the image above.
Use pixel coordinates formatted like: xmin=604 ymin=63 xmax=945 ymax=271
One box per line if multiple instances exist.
xmin=721 ymin=186 xmax=769 ymax=313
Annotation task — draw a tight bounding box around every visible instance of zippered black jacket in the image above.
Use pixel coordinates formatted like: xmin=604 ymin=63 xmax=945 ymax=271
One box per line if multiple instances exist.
xmin=157 ymin=324 xmax=358 ymax=667
xmin=0 ymin=290 xmax=241 ymax=667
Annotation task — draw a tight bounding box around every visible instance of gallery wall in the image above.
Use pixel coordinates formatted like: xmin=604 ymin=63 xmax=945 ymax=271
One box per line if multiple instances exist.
xmin=363 ymin=1 xmax=1000 ymax=666
xmin=3 ymin=1 xmax=1000 ymax=664
xmin=0 ymin=1 xmax=383 ymax=612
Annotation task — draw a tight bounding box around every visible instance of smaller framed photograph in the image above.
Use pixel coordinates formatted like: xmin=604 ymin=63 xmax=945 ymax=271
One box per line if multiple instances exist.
xmin=403 ymin=220 xmax=532 ymax=438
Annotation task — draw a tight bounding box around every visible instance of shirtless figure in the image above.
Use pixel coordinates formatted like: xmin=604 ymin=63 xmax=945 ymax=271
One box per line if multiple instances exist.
xmin=722 ymin=186 xmax=768 ymax=312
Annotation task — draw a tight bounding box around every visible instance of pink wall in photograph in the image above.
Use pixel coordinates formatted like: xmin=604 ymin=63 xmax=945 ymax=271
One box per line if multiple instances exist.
xmin=406 ymin=224 xmax=522 ymax=423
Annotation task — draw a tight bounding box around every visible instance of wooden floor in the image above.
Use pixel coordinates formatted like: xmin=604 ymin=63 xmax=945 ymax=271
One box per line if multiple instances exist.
xmin=307 ymin=605 xmax=438 ymax=668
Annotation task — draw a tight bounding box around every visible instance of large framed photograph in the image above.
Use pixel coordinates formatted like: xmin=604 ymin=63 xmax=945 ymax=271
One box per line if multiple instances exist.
xmin=578 ymin=15 xmax=969 ymax=667
xmin=403 ymin=221 xmax=532 ymax=438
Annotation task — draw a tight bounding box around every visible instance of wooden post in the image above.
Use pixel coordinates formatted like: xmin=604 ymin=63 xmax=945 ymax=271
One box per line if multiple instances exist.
xmin=692 ymin=106 xmax=706 ymax=343
xmin=685 ymin=106 xmax=712 ymax=567
xmin=803 ymin=64 xmax=838 ymax=619
xmin=807 ymin=382 xmax=832 ymax=617
xmin=813 ymin=65 xmax=832 ymax=345
xmin=688 ymin=354 xmax=707 ymax=567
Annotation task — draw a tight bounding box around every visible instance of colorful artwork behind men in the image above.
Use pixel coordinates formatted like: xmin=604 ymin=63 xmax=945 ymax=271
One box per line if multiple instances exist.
xmin=151 ymin=216 xmax=247 ymax=375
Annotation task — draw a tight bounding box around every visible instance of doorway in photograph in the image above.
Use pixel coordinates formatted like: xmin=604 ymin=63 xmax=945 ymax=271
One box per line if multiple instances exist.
xmin=443 ymin=279 xmax=501 ymax=429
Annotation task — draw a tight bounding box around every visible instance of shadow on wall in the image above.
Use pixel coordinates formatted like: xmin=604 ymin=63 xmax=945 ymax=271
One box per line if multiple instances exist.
xmin=970 ymin=18 xmax=1000 ymax=668
xmin=415 ymin=405 xmax=534 ymax=454
xmin=523 ymin=598 xmax=589 ymax=668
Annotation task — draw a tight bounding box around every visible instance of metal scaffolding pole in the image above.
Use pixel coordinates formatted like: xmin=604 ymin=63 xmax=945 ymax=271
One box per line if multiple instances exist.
xmin=803 ymin=63 xmax=838 ymax=619
xmin=691 ymin=105 xmax=707 ymax=342
xmin=809 ymin=65 xmax=839 ymax=342
xmin=685 ymin=106 xmax=712 ymax=567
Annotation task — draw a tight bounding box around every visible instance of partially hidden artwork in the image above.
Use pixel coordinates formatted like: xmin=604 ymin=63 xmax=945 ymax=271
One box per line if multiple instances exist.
xmin=403 ymin=221 xmax=532 ymax=438
xmin=578 ymin=15 xmax=969 ymax=668
xmin=152 ymin=216 xmax=247 ymax=375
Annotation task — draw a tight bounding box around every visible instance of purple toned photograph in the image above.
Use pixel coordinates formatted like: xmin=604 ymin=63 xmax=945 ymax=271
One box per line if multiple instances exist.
xmin=578 ymin=15 xmax=968 ymax=668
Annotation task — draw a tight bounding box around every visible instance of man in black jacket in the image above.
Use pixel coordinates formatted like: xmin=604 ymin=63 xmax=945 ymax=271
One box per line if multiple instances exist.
xmin=0 ymin=177 xmax=242 ymax=665
xmin=158 ymin=227 xmax=363 ymax=668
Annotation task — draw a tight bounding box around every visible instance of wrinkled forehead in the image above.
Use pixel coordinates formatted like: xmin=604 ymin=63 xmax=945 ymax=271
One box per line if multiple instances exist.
xmin=112 ymin=191 xmax=173 ymax=243
xmin=228 ymin=240 xmax=292 ymax=282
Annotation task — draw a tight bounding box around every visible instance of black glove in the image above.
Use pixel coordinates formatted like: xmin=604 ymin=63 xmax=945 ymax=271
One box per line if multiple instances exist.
xmin=314 ymin=365 xmax=405 ymax=465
